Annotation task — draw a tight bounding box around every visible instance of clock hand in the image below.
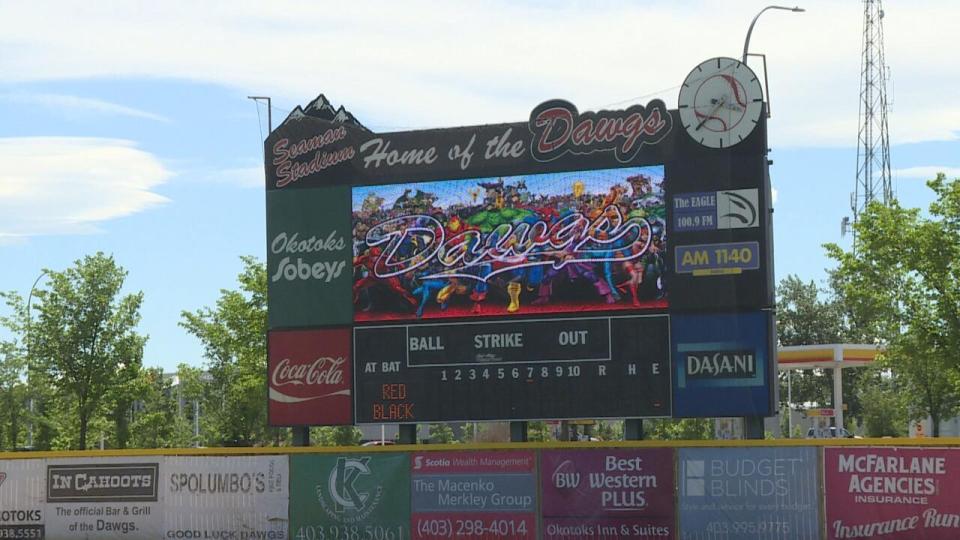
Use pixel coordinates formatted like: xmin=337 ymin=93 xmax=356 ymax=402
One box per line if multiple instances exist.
xmin=695 ymin=95 xmax=727 ymax=131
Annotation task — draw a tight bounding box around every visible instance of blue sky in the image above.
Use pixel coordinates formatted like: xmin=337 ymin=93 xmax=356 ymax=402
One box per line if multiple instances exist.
xmin=1 ymin=1 xmax=958 ymax=372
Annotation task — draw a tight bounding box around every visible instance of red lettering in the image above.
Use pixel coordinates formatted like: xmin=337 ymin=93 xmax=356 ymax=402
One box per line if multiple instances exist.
xmin=533 ymin=107 xmax=573 ymax=154
xmin=382 ymin=383 xmax=407 ymax=400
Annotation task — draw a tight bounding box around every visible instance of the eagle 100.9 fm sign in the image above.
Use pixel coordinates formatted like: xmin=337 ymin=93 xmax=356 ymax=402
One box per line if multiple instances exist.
xmin=265 ymin=59 xmax=775 ymax=426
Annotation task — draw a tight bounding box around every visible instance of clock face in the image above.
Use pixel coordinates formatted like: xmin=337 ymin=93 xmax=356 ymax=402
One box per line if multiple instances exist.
xmin=678 ymin=57 xmax=764 ymax=148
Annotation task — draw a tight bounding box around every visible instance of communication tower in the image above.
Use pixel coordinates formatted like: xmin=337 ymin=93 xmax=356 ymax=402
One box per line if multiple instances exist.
xmin=847 ymin=0 xmax=892 ymax=234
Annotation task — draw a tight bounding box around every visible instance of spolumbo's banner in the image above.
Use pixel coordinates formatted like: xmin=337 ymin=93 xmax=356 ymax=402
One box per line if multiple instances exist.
xmin=163 ymin=456 xmax=288 ymax=540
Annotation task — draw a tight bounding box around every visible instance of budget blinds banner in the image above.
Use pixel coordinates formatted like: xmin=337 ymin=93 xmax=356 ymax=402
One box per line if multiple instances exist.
xmin=290 ymin=453 xmax=410 ymax=540
xmin=163 ymin=456 xmax=287 ymax=540
xmin=540 ymin=448 xmax=675 ymax=539
xmin=0 ymin=459 xmax=45 ymax=539
xmin=678 ymin=447 xmax=819 ymax=539
xmin=351 ymin=166 xmax=667 ymax=322
xmin=410 ymin=450 xmax=537 ymax=539
xmin=824 ymin=447 xmax=960 ymax=540
xmin=266 ymin=185 xmax=353 ymax=329
xmin=45 ymin=457 xmax=161 ymax=539
xmin=670 ymin=310 xmax=774 ymax=417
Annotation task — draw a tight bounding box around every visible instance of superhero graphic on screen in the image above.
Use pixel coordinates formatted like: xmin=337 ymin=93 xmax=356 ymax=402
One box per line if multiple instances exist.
xmin=351 ymin=166 xmax=667 ymax=321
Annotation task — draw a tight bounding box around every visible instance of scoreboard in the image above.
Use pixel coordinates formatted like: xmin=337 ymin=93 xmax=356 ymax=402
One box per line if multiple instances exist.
xmin=354 ymin=316 xmax=671 ymax=422
xmin=264 ymin=71 xmax=776 ymax=427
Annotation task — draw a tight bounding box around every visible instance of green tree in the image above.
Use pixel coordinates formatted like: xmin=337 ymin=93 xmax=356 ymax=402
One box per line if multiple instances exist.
xmin=181 ymin=256 xmax=274 ymax=446
xmin=127 ymin=367 xmax=194 ymax=448
xmin=428 ymin=423 xmax=456 ymax=444
xmin=0 ymin=290 xmax=57 ymax=450
xmin=644 ymin=418 xmax=713 ymax=440
xmin=0 ymin=338 xmax=27 ymax=450
xmin=314 ymin=426 xmax=362 ymax=446
xmin=172 ymin=363 xmax=207 ymax=447
xmin=775 ymin=275 xmax=872 ymax=426
xmin=595 ymin=420 xmax=623 ymax=441
xmin=527 ymin=421 xmax=552 ymax=442
xmin=826 ymin=174 xmax=960 ymax=436
xmin=857 ymin=368 xmax=908 ymax=437
xmin=28 ymin=253 xmax=145 ymax=450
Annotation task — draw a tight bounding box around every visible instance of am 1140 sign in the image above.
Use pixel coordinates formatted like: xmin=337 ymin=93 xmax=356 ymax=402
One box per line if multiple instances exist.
xmin=353 ymin=315 xmax=671 ymax=423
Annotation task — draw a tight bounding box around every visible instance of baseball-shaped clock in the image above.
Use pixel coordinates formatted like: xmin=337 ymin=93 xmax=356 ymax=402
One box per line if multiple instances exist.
xmin=678 ymin=57 xmax=764 ymax=148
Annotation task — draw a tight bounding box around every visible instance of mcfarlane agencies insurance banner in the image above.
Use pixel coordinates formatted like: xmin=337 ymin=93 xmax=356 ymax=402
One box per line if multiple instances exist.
xmin=0 ymin=459 xmax=45 ymax=539
xmin=290 ymin=453 xmax=410 ymax=540
xmin=541 ymin=448 xmax=674 ymax=539
xmin=45 ymin=456 xmax=161 ymax=539
xmin=163 ymin=456 xmax=288 ymax=540
xmin=410 ymin=450 xmax=537 ymax=539
xmin=825 ymin=447 xmax=960 ymax=539
xmin=678 ymin=447 xmax=819 ymax=539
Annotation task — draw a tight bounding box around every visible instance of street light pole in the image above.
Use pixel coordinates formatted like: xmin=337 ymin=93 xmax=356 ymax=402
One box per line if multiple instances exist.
xmin=25 ymin=269 xmax=48 ymax=449
xmin=247 ymin=96 xmax=273 ymax=133
xmin=743 ymin=5 xmax=806 ymax=64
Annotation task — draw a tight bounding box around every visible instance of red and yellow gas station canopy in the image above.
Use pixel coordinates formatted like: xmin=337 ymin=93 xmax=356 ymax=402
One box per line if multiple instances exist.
xmin=778 ymin=344 xmax=883 ymax=370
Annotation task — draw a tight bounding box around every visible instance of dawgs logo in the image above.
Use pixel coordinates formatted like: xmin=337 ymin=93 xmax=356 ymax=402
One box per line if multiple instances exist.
xmin=529 ymin=99 xmax=672 ymax=163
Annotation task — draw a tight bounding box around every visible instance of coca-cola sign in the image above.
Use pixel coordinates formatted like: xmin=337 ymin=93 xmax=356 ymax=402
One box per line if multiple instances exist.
xmin=268 ymin=328 xmax=352 ymax=426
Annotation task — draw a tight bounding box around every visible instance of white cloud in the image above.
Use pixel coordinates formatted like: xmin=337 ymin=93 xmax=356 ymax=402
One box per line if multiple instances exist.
xmin=0 ymin=93 xmax=170 ymax=122
xmin=0 ymin=137 xmax=170 ymax=243
xmin=892 ymin=166 xmax=960 ymax=180
xmin=0 ymin=1 xmax=957 ymax=148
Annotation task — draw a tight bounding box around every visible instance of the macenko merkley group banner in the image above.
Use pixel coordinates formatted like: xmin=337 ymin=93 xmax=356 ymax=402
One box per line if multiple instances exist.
xmin=264 ymin=79 xmax=775 ymax=426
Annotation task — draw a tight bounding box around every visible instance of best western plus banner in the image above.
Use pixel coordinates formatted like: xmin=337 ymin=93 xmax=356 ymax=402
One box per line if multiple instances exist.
xmin=411 ymin=450 xmax=537 ymax=539
xmin=268 ymin=328 xmax=352 ymax=426
xmin=541 ymin=448 xmax=674 ymax=539
xmin=825 ymin=447 xmax=960 ymax=539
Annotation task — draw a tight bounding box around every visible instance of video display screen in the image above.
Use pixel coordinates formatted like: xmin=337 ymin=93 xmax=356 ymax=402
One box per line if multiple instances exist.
xmin=351 ymin=166 xmax=667 ymax=322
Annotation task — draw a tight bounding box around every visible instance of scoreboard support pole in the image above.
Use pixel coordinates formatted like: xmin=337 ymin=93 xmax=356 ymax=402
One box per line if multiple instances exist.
xmin=510 ymin=421 xmax=528 ymax=442
xmin=744 ymin=416 xmax=764 ymax=439
xmin=399 ymin=423 xmax=417 ymax=444
xmin=293 ymin=426 xmax=310 ymax=446
xmin=624 ymin=419 xmax=644 ymax=440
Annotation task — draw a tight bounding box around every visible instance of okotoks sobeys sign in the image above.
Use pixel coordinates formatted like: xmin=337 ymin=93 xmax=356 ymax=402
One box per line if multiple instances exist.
xmin=264 ymin=56 xmax=776 ymax=426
